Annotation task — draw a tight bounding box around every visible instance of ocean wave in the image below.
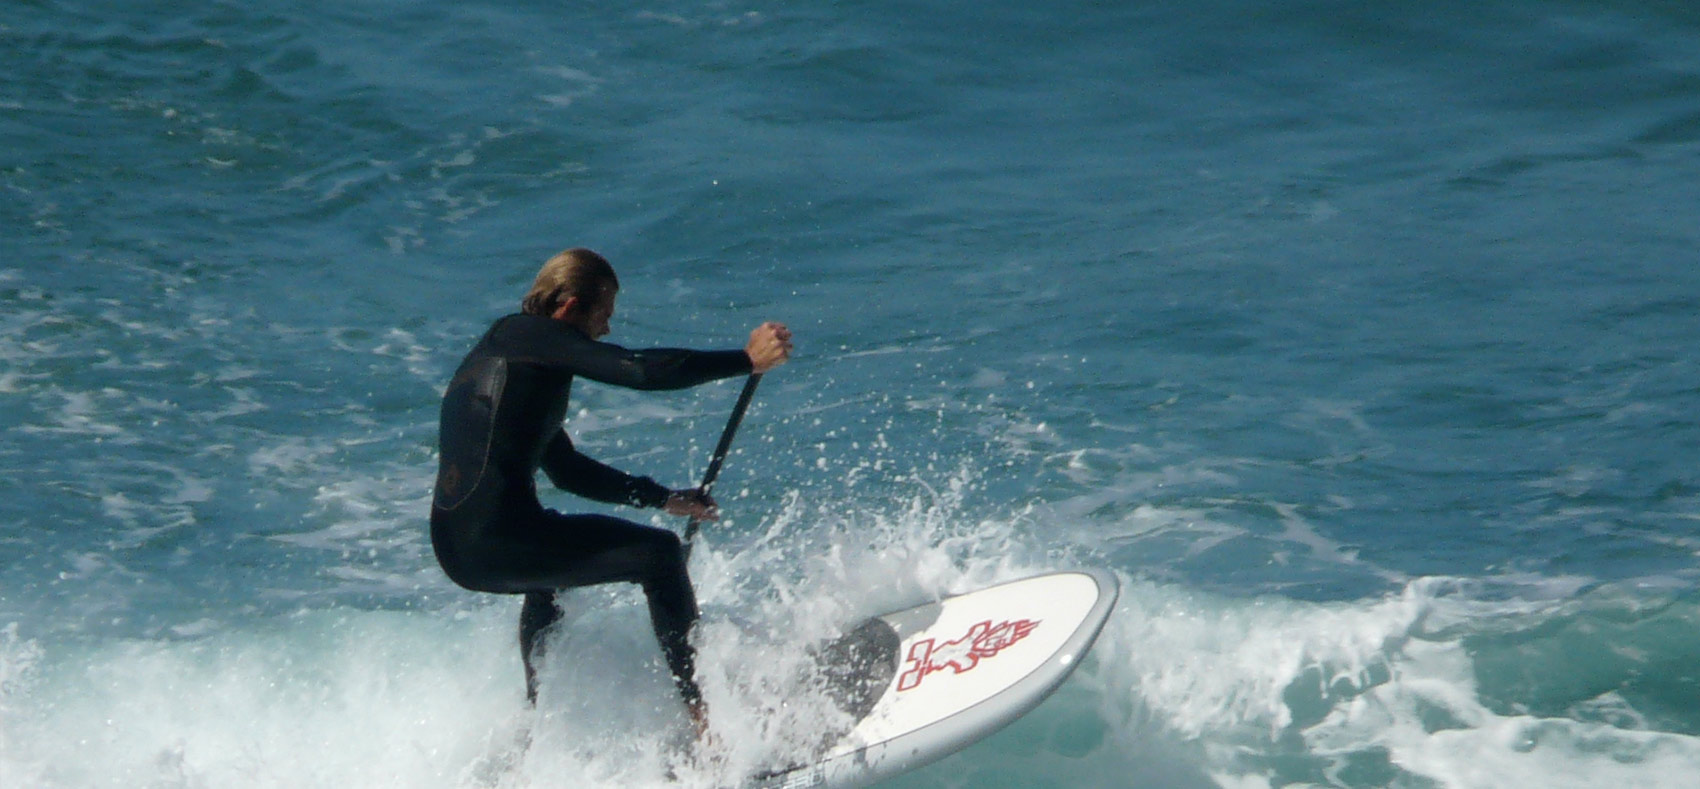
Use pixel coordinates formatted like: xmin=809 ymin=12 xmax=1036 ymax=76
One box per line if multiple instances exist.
xmin=5 ymin=481 xmax=1699 ymax=787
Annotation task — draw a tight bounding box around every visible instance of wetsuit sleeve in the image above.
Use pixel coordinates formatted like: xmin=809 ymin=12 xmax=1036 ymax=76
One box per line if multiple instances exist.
xmin=541 ymin=430 xmax=671 ymax=508
xmin=585 ymin=346 xmax=752 ymax=391
xmin=495 ymin=314 xmax=753 ymax=391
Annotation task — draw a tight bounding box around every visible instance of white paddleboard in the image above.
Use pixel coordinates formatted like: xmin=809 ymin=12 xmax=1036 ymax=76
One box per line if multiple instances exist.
xmin=753 ymin=569 xmax=1120 ymax=788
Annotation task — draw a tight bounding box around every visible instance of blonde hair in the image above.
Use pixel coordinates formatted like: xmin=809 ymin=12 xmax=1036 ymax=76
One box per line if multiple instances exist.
xmin=520 ymin=248 xmax=619 ymax=316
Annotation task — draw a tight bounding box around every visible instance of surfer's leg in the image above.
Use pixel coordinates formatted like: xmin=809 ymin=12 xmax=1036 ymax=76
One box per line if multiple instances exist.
xmin=559 ymin=516 xmax=703 ymax=707
xmin=519 ymin=590 xmax=559 ymax=704
xmin=484 ymin=513 xmax=706 ymax=709
xmin=640 ymin=540 xmax=703 ymax=708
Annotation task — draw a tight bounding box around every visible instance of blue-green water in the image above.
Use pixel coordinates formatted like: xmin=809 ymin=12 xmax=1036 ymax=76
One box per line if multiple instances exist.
xmin=4 ymin=0 xmax=1700 ymax=786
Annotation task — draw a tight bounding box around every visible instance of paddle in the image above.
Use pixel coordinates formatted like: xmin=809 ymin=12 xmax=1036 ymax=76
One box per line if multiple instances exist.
xmin=682 ymin=373 xmax=763 ymax=559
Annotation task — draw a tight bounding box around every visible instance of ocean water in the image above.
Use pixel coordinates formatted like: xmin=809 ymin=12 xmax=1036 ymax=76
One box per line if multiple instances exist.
xmin=4 ymin=0 xmax=1699 ymax=786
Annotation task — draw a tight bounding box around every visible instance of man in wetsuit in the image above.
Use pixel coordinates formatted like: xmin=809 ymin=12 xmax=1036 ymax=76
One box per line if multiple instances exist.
xmin=430 ymin=248 xmax=792 ymax=728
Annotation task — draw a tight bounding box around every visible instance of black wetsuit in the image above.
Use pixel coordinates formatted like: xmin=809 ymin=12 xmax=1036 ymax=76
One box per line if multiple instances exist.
xmin=431 ymin=313 xmax=751 ymax=704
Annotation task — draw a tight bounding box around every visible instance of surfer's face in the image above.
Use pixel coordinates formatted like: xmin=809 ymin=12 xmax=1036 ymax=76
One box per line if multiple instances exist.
xmin=554 ymin=290 xmax=616 ymax=339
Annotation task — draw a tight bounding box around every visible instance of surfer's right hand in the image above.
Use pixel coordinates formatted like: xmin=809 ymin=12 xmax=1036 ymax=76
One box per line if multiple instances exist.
xmin=664 ymin=489 xmax=718 ymax=520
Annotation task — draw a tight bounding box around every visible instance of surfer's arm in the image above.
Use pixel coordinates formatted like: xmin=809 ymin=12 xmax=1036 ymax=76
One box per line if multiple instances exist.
xmin=574 ymin=321 xmax=791 ymax=384
xmin=541 ymin=430 xmax=670 ymax=508
xmin=574 ymin=342 xmax=752 ymax=391
xmin=497 ymin=314 xmax=751 ymax=391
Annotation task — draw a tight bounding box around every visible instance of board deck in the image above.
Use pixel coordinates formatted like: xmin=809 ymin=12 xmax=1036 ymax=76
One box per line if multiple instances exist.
xmin=753 ymin=569 xmax=1120 ymax=788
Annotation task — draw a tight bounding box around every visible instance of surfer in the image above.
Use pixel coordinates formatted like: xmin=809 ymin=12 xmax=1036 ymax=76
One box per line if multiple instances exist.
xmin=430 ymin=247 xmax=792 ymax=731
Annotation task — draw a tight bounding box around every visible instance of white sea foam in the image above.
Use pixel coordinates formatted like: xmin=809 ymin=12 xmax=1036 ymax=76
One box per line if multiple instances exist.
xmin=5 ymin=473 xmax=1698 ymax=788
xmin=1093 ymin=575 xmax=1700 ymax=789
xmin=1304 ymin=638 xmax=1700 ymax=789
xmin=0 ymin=469 xmax=1046 ymax=788
xmin=0 ymin=624 xmax=48 ymax=789
xmin=0 ymin=608 xmax=525 ymax=789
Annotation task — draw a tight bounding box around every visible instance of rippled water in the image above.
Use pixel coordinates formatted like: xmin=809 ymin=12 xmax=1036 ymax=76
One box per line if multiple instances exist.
xmin=4 ymin=0 xmax=1699 ymax=786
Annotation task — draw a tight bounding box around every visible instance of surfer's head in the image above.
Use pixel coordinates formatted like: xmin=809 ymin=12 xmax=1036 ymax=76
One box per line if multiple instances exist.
xmin=523 ymin=248 xmax=619 ymax=338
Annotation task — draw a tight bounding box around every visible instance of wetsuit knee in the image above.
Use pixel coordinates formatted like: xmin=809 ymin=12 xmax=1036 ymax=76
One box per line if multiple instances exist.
xmin=649 ymin=526 xmax=686 ymax=565
xmin=636 ymin=528 xmax=691 ymax=590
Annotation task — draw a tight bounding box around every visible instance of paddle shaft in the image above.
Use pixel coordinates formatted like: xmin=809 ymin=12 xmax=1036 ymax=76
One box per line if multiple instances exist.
xmin=682 ymin=373 xmax=762 ymax=556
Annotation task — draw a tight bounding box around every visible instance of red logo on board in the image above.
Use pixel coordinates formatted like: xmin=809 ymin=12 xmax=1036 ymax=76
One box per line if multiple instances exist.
xmin=896 ymin=619 xmax=1041 ymax=691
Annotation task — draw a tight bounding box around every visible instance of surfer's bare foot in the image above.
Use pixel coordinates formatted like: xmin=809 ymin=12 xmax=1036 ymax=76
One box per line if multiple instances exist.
xmin=687 ymin=699 xmax=711 ymax=740
xmin=687 ymin=698 xmax=729 ymax=768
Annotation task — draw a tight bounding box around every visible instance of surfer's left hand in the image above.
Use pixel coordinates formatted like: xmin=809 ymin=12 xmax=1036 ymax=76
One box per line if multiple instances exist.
xmin=664 ymin=489 xmax=719 ymax=520
xmin=746 ymin=321 xmax=792 ymax=373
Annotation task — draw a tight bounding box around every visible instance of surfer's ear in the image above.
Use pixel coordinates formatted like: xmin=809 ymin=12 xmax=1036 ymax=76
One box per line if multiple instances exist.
xmin=551 ymin=296 xmax=581 ymax=321
xmin=522 ymin=247 xmax=617 ymax=316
